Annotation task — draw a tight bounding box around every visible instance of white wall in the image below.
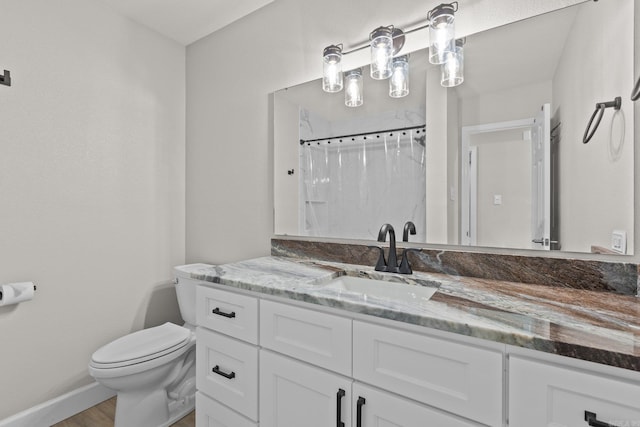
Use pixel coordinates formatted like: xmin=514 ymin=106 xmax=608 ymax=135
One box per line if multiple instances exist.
xmin=186 ymin=0 xmax=585 ymax=263
xmin=0 ymin=0 xmax=185 ymax=420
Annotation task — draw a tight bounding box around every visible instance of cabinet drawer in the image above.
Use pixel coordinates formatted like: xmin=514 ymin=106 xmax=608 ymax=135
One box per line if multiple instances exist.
xmin=353 ymin=383 xmax=483 ymax=427
xmin=196 ymin=285 xmax=258 ymax=344
xmin=195 ymin=392 xmax=257 ymax=427
xmin=509 ymin=356 xmax=640 ymax=427
xmin=260 ymin=299 xmax=352 ymax=376
xmin=353 ymin=321 xmax=503 ymax=426
xmin=196 ymin=327 xmax=258 ymax=421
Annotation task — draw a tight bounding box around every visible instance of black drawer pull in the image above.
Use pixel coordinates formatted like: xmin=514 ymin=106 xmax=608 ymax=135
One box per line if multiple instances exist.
xmin=212 ymin=307 xmax=236 ymax=318
xmin=585 ymin=411 xmax=619 ymax=427
xmin=212 ymin=365 xmax=236 ymax=379
xmin=336 ymin=389 xmax=345 ymax=427
xmin=356 ymin=396 xmax=366 ymax=427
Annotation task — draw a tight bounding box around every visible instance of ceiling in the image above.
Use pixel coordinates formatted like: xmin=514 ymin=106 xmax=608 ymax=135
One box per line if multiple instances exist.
xmin=97 ymin=0 xmax=274 ymax=45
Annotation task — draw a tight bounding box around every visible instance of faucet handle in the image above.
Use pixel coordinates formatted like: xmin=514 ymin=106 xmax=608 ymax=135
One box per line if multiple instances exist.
xmin=367 ymin=245 xmax=387 ymax=271
xmin=399 ymin=248 xmax=422 ymax=274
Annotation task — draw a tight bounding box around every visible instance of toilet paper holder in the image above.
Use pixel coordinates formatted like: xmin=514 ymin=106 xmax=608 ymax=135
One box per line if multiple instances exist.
xmin=0 ymin=284 xmax=36 ymax=298
xmin=0 ymin=282 xmax=37 ymax=306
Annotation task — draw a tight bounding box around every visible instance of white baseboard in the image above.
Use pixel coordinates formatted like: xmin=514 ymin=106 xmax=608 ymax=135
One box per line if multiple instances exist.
xmin=0 ymin=382 xmax=115 ymax=427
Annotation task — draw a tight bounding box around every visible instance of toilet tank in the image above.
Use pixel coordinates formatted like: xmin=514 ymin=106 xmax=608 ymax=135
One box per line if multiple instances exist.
xmin=173 ymin=263 xmax=214 ymax=327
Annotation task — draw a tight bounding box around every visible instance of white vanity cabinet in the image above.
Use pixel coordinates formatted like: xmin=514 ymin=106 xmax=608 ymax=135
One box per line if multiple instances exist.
xmin=508 ymin=355 xmax=640 ymax=427
xmin=195 ymin=282 xmax=640 ymax=427
xmin=258 ymin=299 xmax=497 ymax=427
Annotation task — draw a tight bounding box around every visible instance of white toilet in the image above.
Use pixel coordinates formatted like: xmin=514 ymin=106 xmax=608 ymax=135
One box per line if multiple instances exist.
xmin=89 ymin=263 xmax=213 ymax=427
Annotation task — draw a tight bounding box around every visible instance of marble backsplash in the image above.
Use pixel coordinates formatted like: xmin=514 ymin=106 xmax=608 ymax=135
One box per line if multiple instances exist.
xmin=271 ymin=238 xmax=639 ymax=296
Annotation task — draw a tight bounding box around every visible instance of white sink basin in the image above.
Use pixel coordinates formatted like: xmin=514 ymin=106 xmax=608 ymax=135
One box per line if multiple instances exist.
xmin=321 ymin=275 xmax=437 ymax=304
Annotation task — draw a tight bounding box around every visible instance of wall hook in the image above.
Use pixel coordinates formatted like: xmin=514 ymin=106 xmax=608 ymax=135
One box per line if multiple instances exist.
xmin=583 ymin=96 xmax=621 ymax=144
xmin=0 ymin=70 xmax=11 ymax=87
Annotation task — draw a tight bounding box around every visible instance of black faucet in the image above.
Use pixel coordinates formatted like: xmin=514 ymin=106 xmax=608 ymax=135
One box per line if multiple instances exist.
xmin=376 ymin=224 xmax=399 ymax=273
xmin=403 ymin=221 xmax=416 ymax=242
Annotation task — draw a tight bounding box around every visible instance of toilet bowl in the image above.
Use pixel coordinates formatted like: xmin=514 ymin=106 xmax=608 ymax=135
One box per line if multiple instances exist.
xmin=88 ymin=264 xmax=213 ymax=427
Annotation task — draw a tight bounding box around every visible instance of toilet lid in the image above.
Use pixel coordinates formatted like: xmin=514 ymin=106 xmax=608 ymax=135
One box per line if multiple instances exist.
xmin=91 ymin=322 xmax=191 ymax=367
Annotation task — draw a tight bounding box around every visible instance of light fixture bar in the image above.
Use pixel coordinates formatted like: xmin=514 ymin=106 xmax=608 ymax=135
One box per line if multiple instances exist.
xmin=340 ymin=22 xmax=430 ymax=56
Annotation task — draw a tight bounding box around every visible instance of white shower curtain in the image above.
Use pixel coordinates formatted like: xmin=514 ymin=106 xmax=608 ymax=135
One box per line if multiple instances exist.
xmin=300 ymin=128 xmax=426 ymax=240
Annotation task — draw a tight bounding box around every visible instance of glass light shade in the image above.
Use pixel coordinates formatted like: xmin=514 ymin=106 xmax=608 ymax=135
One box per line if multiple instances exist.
xmin=428 ymin=3 xmax=457 ymax=65
xmin=345 ymin=69 xmax=363 ymax=107
xmin=370 ymin=26 xmax=394 ymax=80
xmin=322 ymin=45 xmax=343 ymax=93
xmin=389 ymin=55 xmax=409 ymax=98
xmin=441 ymin=41 xmax=464 ymax=87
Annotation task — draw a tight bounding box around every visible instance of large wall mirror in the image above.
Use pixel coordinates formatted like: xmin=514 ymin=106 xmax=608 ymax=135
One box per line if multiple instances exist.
xmin=274 ymin=0 xmax=635 ymax=255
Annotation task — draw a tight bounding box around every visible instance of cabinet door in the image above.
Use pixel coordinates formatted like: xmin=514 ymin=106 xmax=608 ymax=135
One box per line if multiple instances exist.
xmin=509 ymin=356 xmax=640 ymax=427
xmin=260 ymin=350 xmax=352 ymax=427
xmin=353 ymin=321 xmax=503 ymax=426
xmin=353 ymin=383 xmax=482 ymax=427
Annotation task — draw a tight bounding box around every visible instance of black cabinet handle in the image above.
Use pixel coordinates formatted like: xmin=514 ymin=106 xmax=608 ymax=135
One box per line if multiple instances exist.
xmin=212 ymin=365 xmax=236 ymax=379
xmin=585 ymin=411 xmax=619 ymax=427
xmin=336 ymin=389 xmax=345 ymax=427
xmin=356 ymin=396 xmax=366 ymax=427
xmin=212 ymin=307 xmax=236 ymax=318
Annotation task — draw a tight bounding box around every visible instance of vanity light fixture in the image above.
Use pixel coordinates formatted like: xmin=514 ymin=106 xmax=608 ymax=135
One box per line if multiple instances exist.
xmin=428 ymin=2 xmax=458 ymax=65
xmin=322 ymin=44 xmax=344 ymax=93
xmin=389 ymin=55 xmax=410 ymax=98
xmin=321 ymin=1 xmax=462 ymax=104
xmin=345 ymin=68 xmax=364 ymax=107
xmin=440 ymin=38 xmax=464 ymax=87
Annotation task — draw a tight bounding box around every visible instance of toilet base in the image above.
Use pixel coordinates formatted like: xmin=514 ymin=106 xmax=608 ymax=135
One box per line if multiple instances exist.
xmin=113 ymin=387 xmax=195 ymax=427
xmin=110 ymin=347 xmax=196 ymax=427
xmin=162 ymin=392 xmax=195 ymax=427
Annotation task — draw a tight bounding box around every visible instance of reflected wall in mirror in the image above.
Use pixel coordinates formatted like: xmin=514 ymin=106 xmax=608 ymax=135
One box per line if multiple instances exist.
xmin=274 ymin=0 xmax=635 ymax=255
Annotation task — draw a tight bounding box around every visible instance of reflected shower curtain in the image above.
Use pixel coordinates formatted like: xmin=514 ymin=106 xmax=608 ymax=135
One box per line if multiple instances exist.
xmin=300 ymin=129 xmax=426 ymax=240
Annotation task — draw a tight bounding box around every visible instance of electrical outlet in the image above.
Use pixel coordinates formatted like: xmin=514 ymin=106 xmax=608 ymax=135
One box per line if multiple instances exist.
xmin=611 ymin=230 xmax=626 ymax=254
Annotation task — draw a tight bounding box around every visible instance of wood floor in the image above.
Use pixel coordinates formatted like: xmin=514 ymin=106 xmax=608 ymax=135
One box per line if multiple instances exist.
xmin=52 ymin=397 xmax=195 ymax=427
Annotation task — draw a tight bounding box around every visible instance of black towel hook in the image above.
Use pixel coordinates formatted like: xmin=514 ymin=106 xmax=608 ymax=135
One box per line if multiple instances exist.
xmin=0 ymin=70 xmax=10 ymax=87
xmin=583 ymin=96 xmax=621 ymax=144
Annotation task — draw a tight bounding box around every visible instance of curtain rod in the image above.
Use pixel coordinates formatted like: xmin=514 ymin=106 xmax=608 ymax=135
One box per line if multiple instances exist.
xmin=299 ymin=124 xmax=426 ymax=145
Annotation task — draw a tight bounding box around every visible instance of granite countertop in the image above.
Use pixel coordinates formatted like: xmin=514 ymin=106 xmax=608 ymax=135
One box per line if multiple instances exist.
xmin=190 ymin=256 xmax=640 ymax=372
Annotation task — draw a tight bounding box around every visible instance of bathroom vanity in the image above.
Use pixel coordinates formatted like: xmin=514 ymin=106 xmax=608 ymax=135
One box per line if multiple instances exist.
xmin=191 ymin=256 xmax=640 ymax=427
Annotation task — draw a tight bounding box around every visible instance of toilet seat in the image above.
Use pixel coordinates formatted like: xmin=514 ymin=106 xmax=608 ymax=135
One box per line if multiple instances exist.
xmin=90 ymin=323 xmax=192 ymax=369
